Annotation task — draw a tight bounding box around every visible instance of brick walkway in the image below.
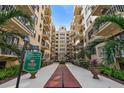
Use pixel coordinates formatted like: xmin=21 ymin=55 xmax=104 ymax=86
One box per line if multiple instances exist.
xmin=44 ymin=64 xmax=81 ymax=88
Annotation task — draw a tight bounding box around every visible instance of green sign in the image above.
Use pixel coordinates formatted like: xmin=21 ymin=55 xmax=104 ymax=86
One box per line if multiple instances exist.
xmin=23 ymin=51 xmax=42 ymax=73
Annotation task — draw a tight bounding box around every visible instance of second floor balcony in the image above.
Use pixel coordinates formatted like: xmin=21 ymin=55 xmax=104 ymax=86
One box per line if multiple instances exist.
xmin=74 ymin=5 xmax=82 ymax=15
xmin=0 ymin=16 xmax=34 ymax=36
xmin=41 ymin=40 xmax=49 ymax=50
xmin=16 ymin=5 xmax=35 ymax=15
xmin=42 ymin=31 xmax=50 ymax=40
xmin=91 ymin=5 xmax=111 ymax=16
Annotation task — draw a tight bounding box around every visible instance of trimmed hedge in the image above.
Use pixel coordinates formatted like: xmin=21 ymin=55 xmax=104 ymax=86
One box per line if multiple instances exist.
xmin=99 ymin=66 xmax=124 ymax=80
xmin=0 ymin=65 xmax=19 ymax=80
xmin=59 ymin=61 xmax=65 ymax=64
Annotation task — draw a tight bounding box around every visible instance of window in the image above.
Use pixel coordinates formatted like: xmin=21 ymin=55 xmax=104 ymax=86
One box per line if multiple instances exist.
xmin=60 ymin=37 xmax=65 ymax=39
xmin=60 ymin=45 xmax=64 ymax=47
xmin=41 ymin=13 xmax=43 ymax=19
xmin=35 ymin=15 xmax=38 ymax=25
xmin=98 ymin=47 xmax=104 ymax=57
xmin=60 ymin=41 xmax=64 ymax=43
xmin=67 ymin=37 xmax=69 ymax=39
xmin=86 ymin=16 xmax=91 ymax=27
xmin=60 ymin=33 xmax=65 ymax=36
xmin=13 ymin=37 xmax=19 ymax=45
xmin=40 ymin=23 xmax=42 ymax=28
xmin=38 ymin=35 xmax=40 ymax=42
xmin=60 ymin=48 xmax=65 ymax=51
xmin=0 ymin=61 xmax=6 ymax=69
xmin=37 ymin=6 xmax=39 ymax=12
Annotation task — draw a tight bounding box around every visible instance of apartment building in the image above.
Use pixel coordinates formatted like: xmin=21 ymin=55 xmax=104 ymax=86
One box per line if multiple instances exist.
xmin=55 ymin=26 xmax=70 ymax=61
xmin=51 ymin=24 xmax=56 ymax=61
xmin=83 ymin=5 xmax=124 ymax=69
xmin=41 ymin=5 xmax=52 ymax=62
xmin=0 ymin=5 xmax=53 ymax=68
xmin=70 ymin=5 xmax=84 ymax=60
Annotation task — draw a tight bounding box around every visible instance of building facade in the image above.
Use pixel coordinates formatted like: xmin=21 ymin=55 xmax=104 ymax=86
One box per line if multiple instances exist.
xmin=55 ymin=26 xmax=70 ymax=62
xmin=0 ymin=5 xmax=53 ymax=68
xmin=70 ymin=5 xmax=84 ymax=60
xmin=83 ymin=5 xmax=124 ymax=69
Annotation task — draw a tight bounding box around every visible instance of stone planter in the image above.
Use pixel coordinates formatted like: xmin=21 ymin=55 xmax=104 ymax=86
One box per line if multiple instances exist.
xmin=90 ymin=68 xmax=99 ymax=79
xmin=30 ymin=72 xmax=37 ymax=79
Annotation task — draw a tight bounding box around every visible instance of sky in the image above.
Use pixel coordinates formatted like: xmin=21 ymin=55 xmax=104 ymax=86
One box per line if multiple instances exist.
xmin=51 ymin=5 xmax=74 ymax=31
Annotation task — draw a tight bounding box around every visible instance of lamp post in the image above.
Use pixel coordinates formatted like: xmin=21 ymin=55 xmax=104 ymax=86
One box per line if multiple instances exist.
xmin=16 ymin=36 xmax=30 ymax=88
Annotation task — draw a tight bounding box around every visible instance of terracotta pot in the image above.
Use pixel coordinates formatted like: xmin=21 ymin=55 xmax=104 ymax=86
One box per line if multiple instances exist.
xmin=30 ymin=72 xmax=36 ymax=79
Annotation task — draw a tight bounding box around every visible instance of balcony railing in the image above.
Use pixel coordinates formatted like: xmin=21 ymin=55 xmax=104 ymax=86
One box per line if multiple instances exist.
xmin=0 ymin=48 xmax=16 ymax=56
xmin=16 ymin=16 xmax=34 ymax=33
xmin=94 ymin=5 xmax=124 ymax=33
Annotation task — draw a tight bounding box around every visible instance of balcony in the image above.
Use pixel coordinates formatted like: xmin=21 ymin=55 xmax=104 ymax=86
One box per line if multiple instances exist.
xmin=90 ymin=5 xmax=124 ymax=37
xmin=74 ymin=6 xmax=82 ymax=15
xmin=42 ymin=31 xmax=50 ymax=40
xmin=91 ymin=5 xmax=111 ymax=16
xmin=44 ymin=6 xmax=51 ymax=16
xmin=0 ymin=49 xmax=17 ymax=61
xmin=16 ymin=5 xmax=35 ymax=15
xmin=95 ymin=22 xmax=122 ymax=37
xmin=74 ymin=15 xmax=83 ymax=24
xmin=43 ymin=24 xmax=50 ymax=31
xmin=0 ymin=16 xmax=34 ymax=35
xmin=44 ymin=15 xmax=51 ymax=24
xmin=73 ymin=24 xmax=83 ymax=32
xmin=41 ymin=40 xmax=49 ymax=50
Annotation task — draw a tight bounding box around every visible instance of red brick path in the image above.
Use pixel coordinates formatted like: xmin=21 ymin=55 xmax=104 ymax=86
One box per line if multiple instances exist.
xmin=44 ymin=64 xmax=81 ymax=88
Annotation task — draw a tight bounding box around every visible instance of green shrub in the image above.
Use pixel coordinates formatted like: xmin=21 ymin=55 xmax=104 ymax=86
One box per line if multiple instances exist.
xmin=59 ymin=61 xmax=65 ymax=64
xmin=99 ymin=66 xmax=124 ymax=80
xmin=0 ymin=65 xmax=19 ymax=80
xmin=80 ymin=61 xmax=90 ymax=69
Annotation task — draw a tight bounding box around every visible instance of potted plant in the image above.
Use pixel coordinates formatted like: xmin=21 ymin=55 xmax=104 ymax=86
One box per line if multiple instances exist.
xmin=90 ymin=59 xmax=99 ymax=79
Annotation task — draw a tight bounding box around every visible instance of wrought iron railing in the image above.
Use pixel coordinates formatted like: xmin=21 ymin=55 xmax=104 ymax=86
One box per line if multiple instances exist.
xmin=94 ymin=5 xmax=124 ymax=33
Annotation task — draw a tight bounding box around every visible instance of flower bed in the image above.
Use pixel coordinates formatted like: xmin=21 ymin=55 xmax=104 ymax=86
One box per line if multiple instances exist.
xmin=99 ymin=66 xmax=124 ymax=81
xmin=0 ymin=65 xmax=20 ymax=80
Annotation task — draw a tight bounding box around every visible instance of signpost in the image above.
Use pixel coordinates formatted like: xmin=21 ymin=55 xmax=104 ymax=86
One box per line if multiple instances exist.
xmin=23 ymin=51 xmax=42 ymax=73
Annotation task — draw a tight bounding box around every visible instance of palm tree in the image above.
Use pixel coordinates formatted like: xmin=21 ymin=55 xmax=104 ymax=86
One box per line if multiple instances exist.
xmin=103 ymin=38 xmax=124 ymax=69
xmin=0 ymin=6 xmax=33 ymax=57
xmin=84 ymin=38 xmax=105 ymax=60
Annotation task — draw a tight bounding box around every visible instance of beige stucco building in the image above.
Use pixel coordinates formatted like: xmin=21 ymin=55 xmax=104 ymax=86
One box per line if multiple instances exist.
xmin=55 ymin=26 xmax=70 ymax=61
xmin=70 ymin=5 xmax=84 ymax=60
xmin=0 ymin=5 xmax=54 ymax=68
xmin=82 ymin=5 xmax=124 ymax=69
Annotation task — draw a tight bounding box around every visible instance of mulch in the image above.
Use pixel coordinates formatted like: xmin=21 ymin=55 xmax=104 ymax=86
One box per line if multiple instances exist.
xmin=44 ymin=64 xmax=81 ymax=88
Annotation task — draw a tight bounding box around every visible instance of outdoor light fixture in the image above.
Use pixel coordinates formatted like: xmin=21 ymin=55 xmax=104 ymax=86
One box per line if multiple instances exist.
xmin=24 ymin=36 xmax=30 ymax=43
xmin=16 ymin=36 xmax=30 ymax=88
